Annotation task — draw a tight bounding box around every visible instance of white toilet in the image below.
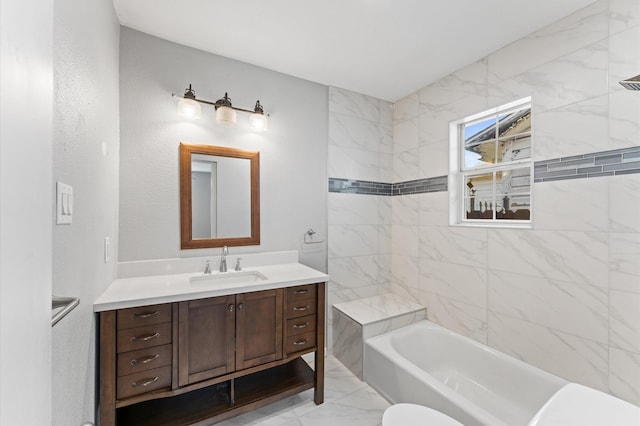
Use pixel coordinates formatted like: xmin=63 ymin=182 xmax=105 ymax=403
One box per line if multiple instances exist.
xmin=382 ymin=403 xmax=464 ymax=426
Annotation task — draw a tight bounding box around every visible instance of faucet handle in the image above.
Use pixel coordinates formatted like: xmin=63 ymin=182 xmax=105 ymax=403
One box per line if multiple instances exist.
xmin=204 ymin=260 xmax=211 ymax=274
xmin=235 ymin=258 xmax=242 ymax=271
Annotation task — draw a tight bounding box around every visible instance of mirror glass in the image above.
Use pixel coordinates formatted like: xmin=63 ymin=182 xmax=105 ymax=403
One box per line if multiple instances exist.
xmin=180 ymin=143 xmax=260 ymax=249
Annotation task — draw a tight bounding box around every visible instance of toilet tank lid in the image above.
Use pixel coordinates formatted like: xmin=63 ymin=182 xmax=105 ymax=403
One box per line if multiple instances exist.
xmin=528 ymin=383 xmax=640 ymax=426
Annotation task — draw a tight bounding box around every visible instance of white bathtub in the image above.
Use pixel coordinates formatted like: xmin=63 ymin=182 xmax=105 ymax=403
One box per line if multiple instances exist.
xmin=364 ymin=320 xmax=568 ymax=426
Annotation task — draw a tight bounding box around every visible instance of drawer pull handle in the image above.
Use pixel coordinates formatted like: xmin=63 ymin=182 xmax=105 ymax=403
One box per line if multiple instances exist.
xmin=293 ymin=322 xmax=310 ymax=329
xmin=130 ymin=354 xmax=160 ymax=366
xmin=130 ymin=332 xmax=160 ymax=342
xmin=131 ymin=376 xmax=159 ymax=388
xmin=293 ymin=289 xmax=309 ymax=294
xmin=293 ymin=305 xmax=310 ymax=312
xmin=293 ymin=338 xmax=309 ymax=346
xmin=131 ymin=311 xmax=159 ymax=319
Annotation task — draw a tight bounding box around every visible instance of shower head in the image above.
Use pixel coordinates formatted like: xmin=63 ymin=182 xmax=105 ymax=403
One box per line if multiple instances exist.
xmin=619 ymin=74 xmax=640 ymax=91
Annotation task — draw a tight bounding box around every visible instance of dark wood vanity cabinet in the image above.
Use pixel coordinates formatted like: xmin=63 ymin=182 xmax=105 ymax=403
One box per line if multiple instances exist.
xmin=98 ymin=283 xmax=325 ymax=426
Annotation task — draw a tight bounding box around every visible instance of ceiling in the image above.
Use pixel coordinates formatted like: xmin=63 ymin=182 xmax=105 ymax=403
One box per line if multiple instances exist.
xmin=112 ymin=0 xmax=597 ymax=102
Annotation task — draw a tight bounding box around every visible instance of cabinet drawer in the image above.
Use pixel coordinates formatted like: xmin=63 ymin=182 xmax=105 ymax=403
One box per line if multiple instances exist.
xmin=117 ymin=344 xmax=172 ymax=377
xmin=117 ymin=304 xmax=172 ymax=330
xmin=286 ymin=314 xmax=316 ymax=336
xmin=117 ymin=322 xmax=172 ymax=354
xmin=116 ymin=366 xmax=172 ymax=400
xmin=285 ymin=298 xmax=316 ymax=319
xmin=285 ymin=331 xmax=316 ymax=354
xmin=286 ymin=284 xmax=316 ymax=301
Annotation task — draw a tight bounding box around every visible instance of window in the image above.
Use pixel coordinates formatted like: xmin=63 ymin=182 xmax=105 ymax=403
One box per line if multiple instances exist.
xmin=449 ymin=98 xmax=532 ymax=226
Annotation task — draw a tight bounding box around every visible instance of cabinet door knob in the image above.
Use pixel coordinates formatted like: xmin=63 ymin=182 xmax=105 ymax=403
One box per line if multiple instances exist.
xmin=237 ymin=303 xmax=245 ymax=311
xmin=228 ymin=304 xmax=235 ymax=312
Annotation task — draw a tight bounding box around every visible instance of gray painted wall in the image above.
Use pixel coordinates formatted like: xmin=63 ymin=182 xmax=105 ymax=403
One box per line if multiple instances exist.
xmin=52 ymin=0 xmax=120 ymax=424
xmin=119 ymin=28 xmax=328 ymax=272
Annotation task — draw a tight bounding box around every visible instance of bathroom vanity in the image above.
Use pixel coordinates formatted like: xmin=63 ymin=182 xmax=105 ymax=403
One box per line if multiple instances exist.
xmin=94 ymin=261 xmax=327 ymax=426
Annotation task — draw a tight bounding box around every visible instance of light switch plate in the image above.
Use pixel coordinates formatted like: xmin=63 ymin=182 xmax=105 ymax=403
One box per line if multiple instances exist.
xmin=56 ymin=181 xmax=73 ymax=225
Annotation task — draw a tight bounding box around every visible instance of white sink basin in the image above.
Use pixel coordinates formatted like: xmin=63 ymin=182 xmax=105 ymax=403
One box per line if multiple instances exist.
xmin=189 ymin=270 xmax=268 ymax=286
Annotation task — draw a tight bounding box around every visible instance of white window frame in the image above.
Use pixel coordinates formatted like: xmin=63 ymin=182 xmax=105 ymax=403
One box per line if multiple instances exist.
xmin=449 ymin=97 xmax=533 ymax=228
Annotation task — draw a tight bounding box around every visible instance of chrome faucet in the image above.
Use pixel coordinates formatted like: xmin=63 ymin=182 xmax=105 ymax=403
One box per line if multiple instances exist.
xmin=219 ymin=246 xmax=228 ymax=272
xmin=204 ymin=260 xmax=212 ymax=274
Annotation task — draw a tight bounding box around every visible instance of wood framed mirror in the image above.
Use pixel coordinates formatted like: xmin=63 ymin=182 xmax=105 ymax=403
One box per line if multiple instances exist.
xmin=180 ymin=143 xmax=260 ymax=249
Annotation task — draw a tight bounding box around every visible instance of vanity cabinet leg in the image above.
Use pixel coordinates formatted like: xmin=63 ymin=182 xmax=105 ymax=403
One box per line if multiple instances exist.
xmin=314 ymin=282 xmax=325 ymax=405
xmin=99 ymin=311 xmax=117 ymax=426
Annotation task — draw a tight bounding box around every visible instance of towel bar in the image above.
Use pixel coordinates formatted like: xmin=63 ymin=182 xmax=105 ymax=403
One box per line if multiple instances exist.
xmin=52 ymin=296 xmax=80 ymax=327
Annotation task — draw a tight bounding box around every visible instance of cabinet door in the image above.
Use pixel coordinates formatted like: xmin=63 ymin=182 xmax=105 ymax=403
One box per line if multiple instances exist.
xmin=235 ymin=289 xmax=283 ymax=370
xmin=178 ymin=295 xmax=236 ymax=386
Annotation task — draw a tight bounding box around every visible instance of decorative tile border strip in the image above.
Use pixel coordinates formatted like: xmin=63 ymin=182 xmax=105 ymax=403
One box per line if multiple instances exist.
xmin=534 ymin=146 xmax=640 ymax=182
xmin=330 ymin=146 xmax=640 ymax=195
xmin=328 ymin=176 xmax=447 ymax=196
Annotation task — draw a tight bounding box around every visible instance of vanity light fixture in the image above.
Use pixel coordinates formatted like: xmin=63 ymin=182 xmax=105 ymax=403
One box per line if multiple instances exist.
xmin=177 ymin=84 xmax=202 ymax=119
xmin=174 ymin=84 xmax=269 ymax=131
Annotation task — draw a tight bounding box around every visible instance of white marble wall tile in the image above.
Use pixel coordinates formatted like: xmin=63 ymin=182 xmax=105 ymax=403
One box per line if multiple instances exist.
xmin=328 ymin=256 xmax=379 ymax=290
xmin=328 ymin=145 xmax=380 ymax=182
xmin=377 ymin=224 xmax=391 ymax=256
xmin=420 ymin=291 xmax=488 ymax=344
xmin=609 ymin=89 xmax=640 ymax=149
xmin=534 ymin=94 xmax=609 ymax=160
xmin=362 ymin=293 xmax=425 ymax=317
xmin=533 ymin=177 xmax=609 ymax=231
xmin=418 ymin=105 xmax=457 ymax=144
xmin=393 ymin=93 xmax=419 ymax=122
xmin=328 ymin=225 xmax=378 ymax=258
xmin=419 ymin=226 xmax=488 ymax=268
xmin=489 ymin=40 xmax=609 ymax=114
xmin=391 ymin=225 xmax=419 ymax=257
xmin=329 ymin=113 xmax=383 ymax=152
xmin=420 ymin=258 xmax=488 ymax=309
xmin=390 ymin=254 xmax=420 ymax=300
xmin=488 ymin=270 xmax=608 ymax=343
xmin=379 ymin=122 xmax=394 ymax=155
xmin=392 ymin=148 xmax=419 ymax=183
xmin=379 ymin=152 xmax=393 ymax=183
xmin=391 ymin=195 xmax=419 ymax=225
xmin=609 ymin=290 xmax=640 ymax=354
xmin=329 ymin=284 xmax=382 ymax=308
xmin=608 ymin=25 xmax=640 ymax=93
xmin=418 ymin=140 xmax=449 ymax=178
xmin=418 ymin=192 xmax=449 ymax=227
xmin=488 ymin=312 xmax=609 ymax=392
xmin=609 ymin=232 xmax=640 ymax=294
xmin=378 ymin=196 xmax=392 ymax=225
xmin=379 ymin=100 xmax=393 ymax=126
xmin=488 ymin=0 xmax=608 ymax=82
xmin=329 ymin=86 xmax=380 ymax=123
xmin=610 ymin=0 xmax=640 ymax=37
xmin=377 ymin=254 xmax=391 ymax=287
xmin=332 ymin=309 xmax=364 ymax=379
xmin=487 ymin=229 xmax=608 ymax=288
xmin=393 ymin=117 xmax=419 ymax=153
xmin=609 ymin=347 xmax=640 ymax=406
xmin=328 ymin=193 xmax=380 ymax=225
xmin=609 ymin=175 xmax=640 ymax=233
xmin=418 ymin=59 xmax=488 ymax=108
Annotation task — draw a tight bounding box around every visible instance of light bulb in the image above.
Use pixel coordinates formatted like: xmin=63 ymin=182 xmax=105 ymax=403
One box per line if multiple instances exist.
xmin=249 ymin=112 xmax=268 ymax=131
xmin=177 ymin=97 xmax=201 ymax=119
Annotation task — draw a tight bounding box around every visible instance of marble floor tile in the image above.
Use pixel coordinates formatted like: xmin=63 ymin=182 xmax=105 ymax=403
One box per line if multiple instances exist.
xmin=216 ymin=356 xmax=389 ymax=426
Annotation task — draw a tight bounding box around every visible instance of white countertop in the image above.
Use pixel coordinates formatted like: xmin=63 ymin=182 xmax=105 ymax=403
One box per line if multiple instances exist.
xmin=94 ymin=262 xmax=329 ymax=312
